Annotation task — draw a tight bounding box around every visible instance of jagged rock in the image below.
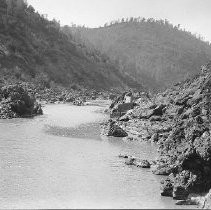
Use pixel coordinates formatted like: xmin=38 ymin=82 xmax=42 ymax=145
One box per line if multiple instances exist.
xmin=108 ymin=123 xmax=128 ymax=137
xmin=160 ymin=178 xmax=173 ymax=197
xmin=104 ymin=62 xmax=211 ymax=202
xmin=173 ymin=186 xmax=189 ymax=200
xmin=0 ymin=84 xmax=43 ymax=119
xmin=136 ymin=159 xmax=151 ymax=168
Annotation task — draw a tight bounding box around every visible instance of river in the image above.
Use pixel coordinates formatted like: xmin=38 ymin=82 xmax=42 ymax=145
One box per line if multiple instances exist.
xmin=0 ymin=103 xmax=194 ymax=209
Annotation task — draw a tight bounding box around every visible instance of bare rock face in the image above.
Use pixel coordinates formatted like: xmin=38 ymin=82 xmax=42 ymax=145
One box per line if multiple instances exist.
xmin=148 ymin=63 xmax=211 ymax=201
xmin=0 ymin=84 xmax=43 ymax=119
xmin=103 ymin=62 xmax=211 ymax=204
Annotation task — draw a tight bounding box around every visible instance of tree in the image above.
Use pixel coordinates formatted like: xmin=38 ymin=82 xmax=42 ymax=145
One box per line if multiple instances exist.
xmin=6 ymin=0 xmax=25 ymax=15
xmin=27 ymin=4 xmax=34 ymax=13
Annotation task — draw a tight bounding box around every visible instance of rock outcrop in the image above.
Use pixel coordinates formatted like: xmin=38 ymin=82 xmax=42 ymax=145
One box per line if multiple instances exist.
xmin=119 ymin=154 xmax=151 ymax=168
xmin=102 ymin=120 xmax=128 ymax=137
xmin=156 ymin=64 xmax=211 ymax=200
xmin=102 ymin=62 xmax=211 ymax=204
xmin=0 ymin=84 xmax=43 ymax=119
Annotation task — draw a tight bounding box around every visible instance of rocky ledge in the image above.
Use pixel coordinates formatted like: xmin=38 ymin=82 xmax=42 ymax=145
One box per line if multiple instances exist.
xmin=0 ymin=84 xmax=43 ymax=119
xmin=102 ymin=62 xmax=211 ymax=207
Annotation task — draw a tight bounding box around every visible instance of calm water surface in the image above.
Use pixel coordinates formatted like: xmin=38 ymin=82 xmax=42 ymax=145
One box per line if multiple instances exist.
xmin=0 ymin=103 xmax=195 ymax=209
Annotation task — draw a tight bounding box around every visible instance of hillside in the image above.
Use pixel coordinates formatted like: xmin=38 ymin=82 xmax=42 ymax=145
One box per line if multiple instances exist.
xmin=66 ymin=19 xmax=211 ymax=91
xmin=0 ymin=0 xmax=142 ymax=90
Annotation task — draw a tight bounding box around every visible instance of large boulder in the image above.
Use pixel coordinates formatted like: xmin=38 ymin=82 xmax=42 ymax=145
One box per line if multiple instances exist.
xmin=136 ymin=159 xmax=151 ymax=168
xmin=108 ymin=122 xmax=128 ymax=137
xmin=160 ymin=177 xmax=173 ymax=197
xmin=173 ymin=186 xmax=189 ymax=200
xmin=0 ymin=84 xmax=43 ymax=119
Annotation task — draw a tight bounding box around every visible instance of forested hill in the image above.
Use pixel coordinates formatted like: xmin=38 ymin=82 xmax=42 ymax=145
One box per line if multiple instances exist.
xmin=66 ymin=19 xmax=211 ymax=91
xmin=0 ymin=0 xmax=142 ymax=90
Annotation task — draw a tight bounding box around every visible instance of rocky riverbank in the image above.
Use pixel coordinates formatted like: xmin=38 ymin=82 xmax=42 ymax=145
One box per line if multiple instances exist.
xmin=0 ymin=81 xmax=114 ymax=119
xmin=32 ymin=85 xmax=111 ymax=105
xmin=102 ymin=62 xmax=211 ymax=207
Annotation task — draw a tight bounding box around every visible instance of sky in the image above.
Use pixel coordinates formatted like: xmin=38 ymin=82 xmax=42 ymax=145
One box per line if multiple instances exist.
xmin=27 ymin=0 xmax=211 ymax=42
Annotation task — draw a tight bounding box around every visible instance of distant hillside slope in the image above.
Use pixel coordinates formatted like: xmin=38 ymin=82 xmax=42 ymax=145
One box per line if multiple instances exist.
xmin=67 ymin=19 xmax=211 ymax=91
xmin=0 ymin=0 xmax=142 ymax=90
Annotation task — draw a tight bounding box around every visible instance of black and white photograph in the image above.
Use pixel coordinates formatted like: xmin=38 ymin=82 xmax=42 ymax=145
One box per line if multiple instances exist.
xmin=0 ymin=0 xmax=211 ymax=209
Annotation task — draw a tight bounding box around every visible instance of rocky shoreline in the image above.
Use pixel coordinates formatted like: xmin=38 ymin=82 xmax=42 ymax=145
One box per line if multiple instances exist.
xmin=1 ymin=64 xmax=211 ymax=208
xmin=0 ymin=81 xmax=113 ymax=119
xmin=101 ymin=63 xmax=211 ymax=208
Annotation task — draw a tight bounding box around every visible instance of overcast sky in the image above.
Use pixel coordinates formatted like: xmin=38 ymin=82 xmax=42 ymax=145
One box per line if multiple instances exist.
xmin=27 ymin=0 xmax=211 ymax=42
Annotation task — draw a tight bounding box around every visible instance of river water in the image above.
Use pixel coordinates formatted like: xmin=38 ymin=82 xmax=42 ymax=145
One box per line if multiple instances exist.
xmin=0 ymin=103 xmax=194 ymax=209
